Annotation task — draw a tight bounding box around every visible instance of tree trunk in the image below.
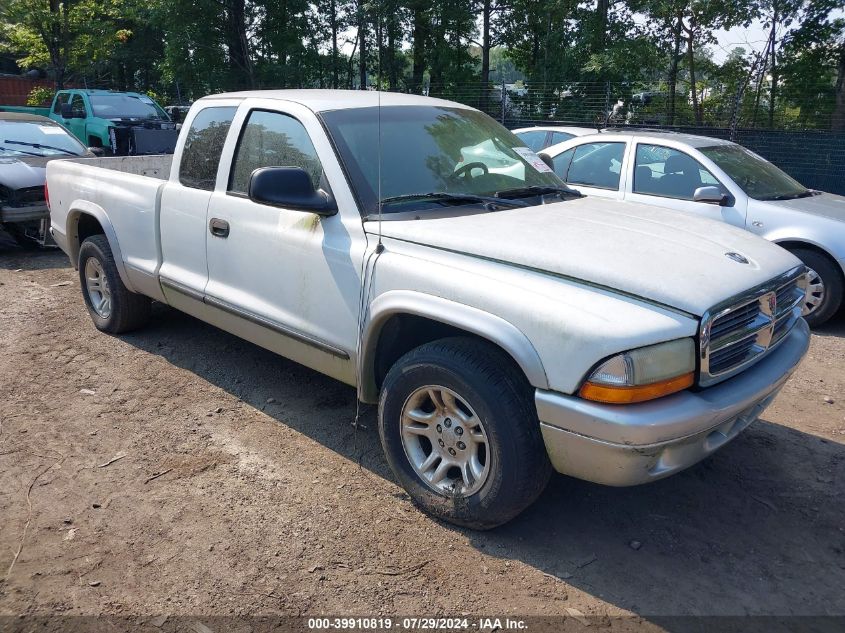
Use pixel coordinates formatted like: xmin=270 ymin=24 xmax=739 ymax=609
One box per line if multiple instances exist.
xmin=767 ymin=9 xmax=778 ymax=128
xmin=594 ymin=0 xmax=609 ymax=52
xmin=224 ymin=0 xmax=253 ymax=89
xmin=358 ymin=1 xmax=367 ymax=89
xmin=685 ymin=20 xmax=702 ymax=126
xmin=481 ymin=0 xmax=491 ymax=86
xmin=834 ymin=40 xmax=845 ymax=132
xmin=667 ymin=12 xmax=683 ymax=126
xmin=411 ymin=3 xmax=427 ymax=94
xmin=330 ymin=0 xmax=339 ymax=89
xmin=387 ymin=11 xmax=398 ymax=90
xmin=346 ymin=33 xmax=358 ymax=89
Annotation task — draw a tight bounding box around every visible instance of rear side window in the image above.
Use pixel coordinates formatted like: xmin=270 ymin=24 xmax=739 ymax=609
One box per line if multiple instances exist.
xmin=516 ymin=130 xmax=548 ymax=152
xmin=179 ymin=106 xmax=237 ymax=190
xmin=550 ymin=131 xmax=574 ymax=145
xmin=229 ymin=109 xmax=323 ymax=194
xmin=566 ymin=141 xmax=625 ymax=189
xmin=70 ymin=95 xmax=86 ymax=117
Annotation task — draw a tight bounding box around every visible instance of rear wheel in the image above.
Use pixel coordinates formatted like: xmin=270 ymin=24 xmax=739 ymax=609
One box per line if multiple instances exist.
xmin=789 ymin=248 xmax=843 ymax=327
xmin=78 ymin=235 xmax=151 ymax=333
xmin=378 ymin=337 xmax=552 ymax=529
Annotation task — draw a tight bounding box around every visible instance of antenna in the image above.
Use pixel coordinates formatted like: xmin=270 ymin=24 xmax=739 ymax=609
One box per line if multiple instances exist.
xmin=376 ymin=6 xmax=384 ymax=252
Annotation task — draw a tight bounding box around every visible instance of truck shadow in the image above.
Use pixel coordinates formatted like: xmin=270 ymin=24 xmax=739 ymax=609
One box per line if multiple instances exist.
xmin=125 ymin=304 xmax=844 ymax=623
xmin=0 ymin=244 xmax=68 ymax=270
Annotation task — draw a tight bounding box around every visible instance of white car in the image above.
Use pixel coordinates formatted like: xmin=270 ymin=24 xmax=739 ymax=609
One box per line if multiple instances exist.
xmin=47 ymin=91 xmax=809 ymax=528
xmin=512 ymin=125 xmax=598 ymax=152
xmin=540 ymin=130 xmax=845 ymax=325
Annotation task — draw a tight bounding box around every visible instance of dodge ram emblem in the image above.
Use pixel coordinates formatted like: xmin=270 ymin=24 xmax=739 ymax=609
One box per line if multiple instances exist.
xmin=725 ymin=252 xmax=750 ymax=264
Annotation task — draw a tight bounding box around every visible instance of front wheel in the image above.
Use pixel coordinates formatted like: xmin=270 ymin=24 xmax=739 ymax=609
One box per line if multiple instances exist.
xmin=378 ymin=337 xmax=552 ymax=529
xmin=790 ymin=248 xmax=843 ymax=327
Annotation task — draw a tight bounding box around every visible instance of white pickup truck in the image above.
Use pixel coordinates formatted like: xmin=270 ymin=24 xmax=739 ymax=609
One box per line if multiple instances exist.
xmin=47 ymin=90 xmax=810 ymax=528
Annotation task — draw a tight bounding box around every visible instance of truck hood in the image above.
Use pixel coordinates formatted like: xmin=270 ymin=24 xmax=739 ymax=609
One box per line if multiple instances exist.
xmin=0 ymin=156 xmax=50 ymax=190
xmin=371 ymin=197 xmax=801 ymax=316
xmin=761 ymin=191 xmax=845 ymax=222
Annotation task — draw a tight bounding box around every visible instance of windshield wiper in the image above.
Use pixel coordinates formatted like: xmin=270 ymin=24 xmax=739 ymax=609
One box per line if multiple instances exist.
xmin=0 ymin=145 xmax=44 ymax=157
xmin=495 ymin=185 xmax=581 ymax=200
xmin=379 ymin=192 xmax=529 ymax=209
xmin=768 ymin=190 xmax=816 ymax=201
xmin=4 ymin=139 xmax=77 ymax=156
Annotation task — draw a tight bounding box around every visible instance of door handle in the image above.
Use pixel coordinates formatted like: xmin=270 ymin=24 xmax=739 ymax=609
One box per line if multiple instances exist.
xmin=209 ymin=218 xmax=230 ymax=238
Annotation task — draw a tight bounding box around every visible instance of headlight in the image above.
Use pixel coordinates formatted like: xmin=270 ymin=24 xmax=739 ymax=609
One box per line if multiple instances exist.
xmin=579 ymin=338 xmax=695 ymax=404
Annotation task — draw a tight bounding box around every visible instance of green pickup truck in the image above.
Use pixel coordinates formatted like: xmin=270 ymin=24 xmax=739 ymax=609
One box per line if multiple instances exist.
xmin=0 ymin=89 xmax=178 ymax=155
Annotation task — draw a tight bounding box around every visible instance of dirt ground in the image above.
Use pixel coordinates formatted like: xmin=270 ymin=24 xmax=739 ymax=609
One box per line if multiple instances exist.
xmin=1 ymin=248 xmax=843 ymax=629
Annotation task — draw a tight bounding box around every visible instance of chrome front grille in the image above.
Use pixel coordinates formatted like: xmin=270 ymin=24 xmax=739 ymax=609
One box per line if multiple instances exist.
xmin=700 ymin=268 xmax=806 ymax=387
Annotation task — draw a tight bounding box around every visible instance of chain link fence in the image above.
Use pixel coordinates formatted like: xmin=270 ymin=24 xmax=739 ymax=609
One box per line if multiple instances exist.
xmin=428 ymin=80 xmax=845 ymax=195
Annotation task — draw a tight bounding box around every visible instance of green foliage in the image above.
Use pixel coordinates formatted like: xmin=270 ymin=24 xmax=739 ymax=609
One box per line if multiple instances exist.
xmin=0 ymin=0 xmax=841 ymax=128
xmin=26 ymin=86 xmax=54 ymax=106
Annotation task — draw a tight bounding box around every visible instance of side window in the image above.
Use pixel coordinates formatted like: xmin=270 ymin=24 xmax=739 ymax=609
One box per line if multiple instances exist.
xmin=517 ymin=130 xmax=548 ymax=152
xmin=551 ymin=148 xmax=574 ymax=180
xmin=70 ymin=95 xmax=86 ymax=117
xmin=229 ymin=110 xmax=323 ymax=194
xmin=550 ymin=131 xmax=574 ymax=146
xmin=633 ymin=144 xmax=725 ymax=200
xmin=566 ymin=142 xmax=625 ymax=189
xmin=179 ymin=106 xmax=237 ymax=191
xmin=53 ymin=93 xmax=69 ymax=115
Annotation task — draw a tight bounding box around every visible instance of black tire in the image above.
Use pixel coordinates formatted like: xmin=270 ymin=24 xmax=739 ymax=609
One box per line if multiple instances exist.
xmin=789 ymin=248 xmax=843 ymax=327
xmin=78 ymin=235 xmax=151 ymax=333
xmin=378 ymin=337 xmax=552 ymax=529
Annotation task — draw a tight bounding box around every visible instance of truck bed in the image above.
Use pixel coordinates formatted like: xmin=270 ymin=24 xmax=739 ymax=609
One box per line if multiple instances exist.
xmin=47 ymin=155 xmax=174 ymax=290
xmin=58 ymin=155 xmax=173 ymax=179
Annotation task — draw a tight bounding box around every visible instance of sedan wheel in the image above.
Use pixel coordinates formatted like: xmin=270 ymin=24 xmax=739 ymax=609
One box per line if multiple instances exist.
xmin=801 ymin=266 xmax=825 ymax=317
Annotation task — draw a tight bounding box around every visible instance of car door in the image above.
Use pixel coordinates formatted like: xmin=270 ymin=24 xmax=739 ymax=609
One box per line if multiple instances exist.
xmin=550 ymin=140 xmax=627 ymax=200
xmin=65 ymin=93 xmax=88 ymax=143
xmin=625 ymin=142 xmax=746 ymax=228
xmin=158 ymin=103 xmax=238 ymax=311
xmin=203 ymin=100 xmax=366 ymax=385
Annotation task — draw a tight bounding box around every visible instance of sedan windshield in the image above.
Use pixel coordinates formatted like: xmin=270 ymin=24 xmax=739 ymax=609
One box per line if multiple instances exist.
xmin=89 ymin=94 xmax=167 ymax=120
xmin=321 ymin=106 xmax=566 ymax=216
xmin=699 ymin=144 xmax=809 ymax=201
xmin=0 ymin=119 xmax=86 ymax=157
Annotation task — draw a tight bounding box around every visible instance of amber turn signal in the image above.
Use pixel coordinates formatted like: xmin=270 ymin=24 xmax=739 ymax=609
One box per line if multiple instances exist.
xmin=579 ymin=372 xmax=695 ymax=404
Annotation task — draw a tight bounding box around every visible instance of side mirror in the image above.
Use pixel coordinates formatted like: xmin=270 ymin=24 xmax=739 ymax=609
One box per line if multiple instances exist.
xmin=538 ymin=152 xmax=554 ymax=169
xmin=693 ymin=185 xmax=729 ymax=206
xmin=248 ymin=167 xmax=336 ymax=215
xmin=87 ymin=146 xmax=105 ymax=157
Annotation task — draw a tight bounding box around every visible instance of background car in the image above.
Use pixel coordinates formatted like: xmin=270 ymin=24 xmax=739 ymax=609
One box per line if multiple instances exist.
xmin=512 ymin=125 xmax=599 ymax=152
xmin=0 ymin=112 xmax=93 ymax=245
xmin=539 ymin=130 xmax=845 ymax=326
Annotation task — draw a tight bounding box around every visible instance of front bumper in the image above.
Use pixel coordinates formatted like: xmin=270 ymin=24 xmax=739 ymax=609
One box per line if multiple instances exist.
xmin=1 ymin=203 xmax=48 ymax=224
xmin=536 ymin=318 xmax=810 ymax=486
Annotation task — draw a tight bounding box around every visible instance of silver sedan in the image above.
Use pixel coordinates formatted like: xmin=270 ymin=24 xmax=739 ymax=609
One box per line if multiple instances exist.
xmin=537 ymin=130 xmax=845 ymax=326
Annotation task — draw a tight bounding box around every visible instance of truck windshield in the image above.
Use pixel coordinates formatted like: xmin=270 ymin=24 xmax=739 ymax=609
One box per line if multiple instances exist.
xmin=699 ymin=144 xmax=810 ymax=201
xmin=0 ymin=119 xmax=86 ymax=157
xmin=321 ymin=106 xmax=567 ymax=216
xmin=89 ymin=94 xmax=168 ymax=120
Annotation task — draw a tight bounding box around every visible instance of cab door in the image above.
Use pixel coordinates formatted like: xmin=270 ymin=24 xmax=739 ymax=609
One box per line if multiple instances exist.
xmin=158 ymin=103 xmax=239 ymax=315
xmin=202 ymin=100 xmax=366 ymax=385
xmin=625 ymin=142 xmax=746 ymax=228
